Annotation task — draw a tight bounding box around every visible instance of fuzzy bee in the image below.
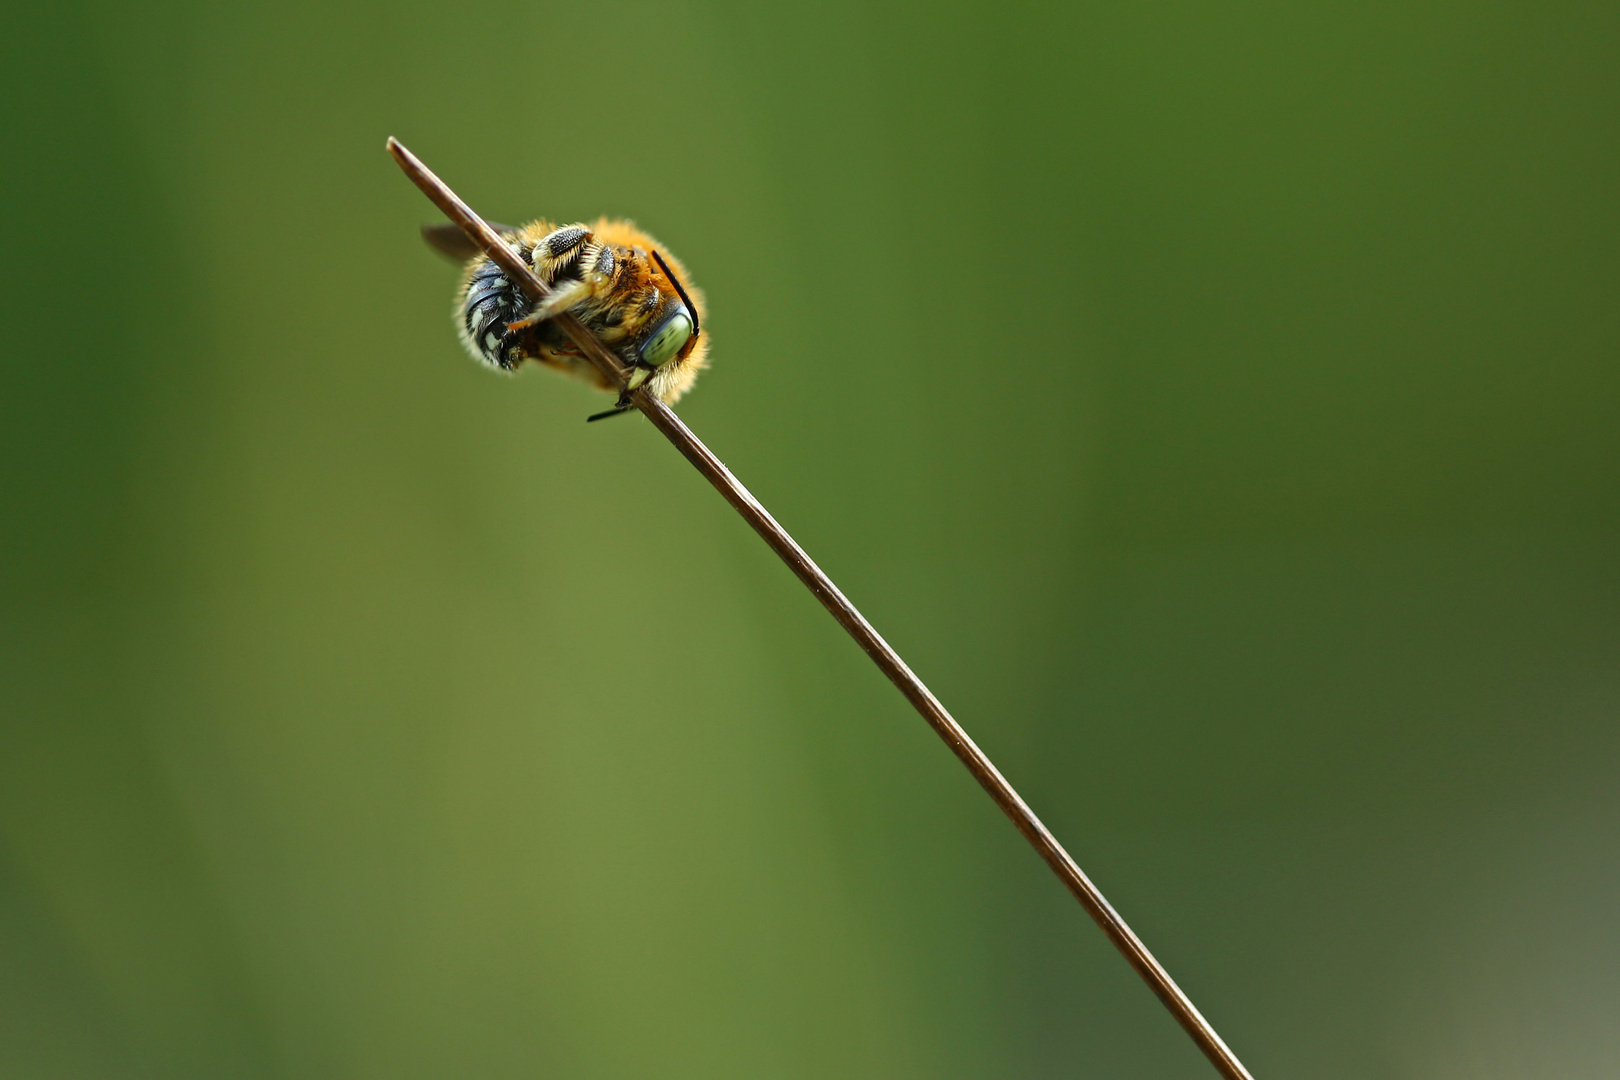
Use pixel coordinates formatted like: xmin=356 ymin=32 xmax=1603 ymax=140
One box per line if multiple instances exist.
xmin=424 ymin=218 xmax=707 ymax=420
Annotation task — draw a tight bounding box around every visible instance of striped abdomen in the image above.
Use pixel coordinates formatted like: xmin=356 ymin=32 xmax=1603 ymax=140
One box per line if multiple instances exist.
xmin=455 ymin=251 xmax=534 ymax=371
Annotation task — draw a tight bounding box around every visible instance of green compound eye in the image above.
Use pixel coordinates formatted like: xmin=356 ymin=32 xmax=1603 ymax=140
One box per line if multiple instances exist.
xmin=640 ymin=310 xmax=692 ymax=368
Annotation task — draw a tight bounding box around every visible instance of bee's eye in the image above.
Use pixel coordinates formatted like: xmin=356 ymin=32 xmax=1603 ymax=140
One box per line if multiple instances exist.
xmin=640 ymin=310 xmax=693 ymax=368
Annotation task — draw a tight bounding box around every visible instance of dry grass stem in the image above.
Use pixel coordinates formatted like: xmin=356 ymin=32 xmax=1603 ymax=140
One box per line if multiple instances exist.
xmin=386 ymin=136 xmax=1256 ymax=1080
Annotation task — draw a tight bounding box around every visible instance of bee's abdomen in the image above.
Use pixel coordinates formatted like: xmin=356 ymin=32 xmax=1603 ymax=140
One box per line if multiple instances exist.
xmin=456 ymin=254 xmax=530 ymax=371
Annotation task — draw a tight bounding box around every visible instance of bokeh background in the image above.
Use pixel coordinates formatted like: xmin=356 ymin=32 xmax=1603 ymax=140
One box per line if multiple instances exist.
xmin=3 ymin=1 xmax=1617 ymax=1076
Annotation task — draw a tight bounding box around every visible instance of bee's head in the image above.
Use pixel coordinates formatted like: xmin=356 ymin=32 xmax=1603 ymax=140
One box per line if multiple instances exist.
xmin=635 ymin=249 xmax=702 ymax=370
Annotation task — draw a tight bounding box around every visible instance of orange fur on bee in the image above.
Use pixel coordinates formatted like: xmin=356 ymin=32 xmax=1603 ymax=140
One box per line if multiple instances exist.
xmin=455 ymin=218 xmax=708 ymax=407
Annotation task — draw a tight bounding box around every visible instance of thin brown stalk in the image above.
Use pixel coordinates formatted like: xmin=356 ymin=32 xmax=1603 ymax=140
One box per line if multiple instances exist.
xmin=386 ymin=137 xmax=1255 ymax=1080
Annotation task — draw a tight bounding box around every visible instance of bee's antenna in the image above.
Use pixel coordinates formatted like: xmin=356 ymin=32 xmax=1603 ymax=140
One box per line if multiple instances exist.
xmin=651 ymin=249 xmax=700 ymax=338
xmin=585 ymin=406 xmax=632 ymax=423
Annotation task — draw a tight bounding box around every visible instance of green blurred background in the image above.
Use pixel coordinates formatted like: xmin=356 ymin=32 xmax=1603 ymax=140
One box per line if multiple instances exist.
xmin=3 ymin=1 xmax=1617 ymax=1076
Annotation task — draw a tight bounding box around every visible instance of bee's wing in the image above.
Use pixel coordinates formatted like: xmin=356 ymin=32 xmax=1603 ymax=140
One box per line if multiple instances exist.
xmin=420 ymin=221 xmax=517 ymax=264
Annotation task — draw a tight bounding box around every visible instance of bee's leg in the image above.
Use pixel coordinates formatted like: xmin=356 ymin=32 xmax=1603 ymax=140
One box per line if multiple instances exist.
xmin=509 ymin=225 xmax=618 ymax=331
xmin=530 ymin=224 xmax=592 ymax=275
xmin=584 ymin=369 xmax=652 ymax=421
xmin=504 ymin=278 xmax=593 ymax=332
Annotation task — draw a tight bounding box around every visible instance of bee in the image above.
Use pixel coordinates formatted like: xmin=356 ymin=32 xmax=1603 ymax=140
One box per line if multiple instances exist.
xmin=423 ymin=218 xmax=707 ymax=421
